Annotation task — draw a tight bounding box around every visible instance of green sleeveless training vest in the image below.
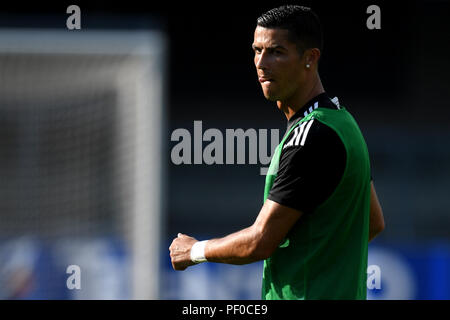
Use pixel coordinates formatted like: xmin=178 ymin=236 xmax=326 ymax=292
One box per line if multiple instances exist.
xmin=262 ymin=107 xmax=371 ymax=300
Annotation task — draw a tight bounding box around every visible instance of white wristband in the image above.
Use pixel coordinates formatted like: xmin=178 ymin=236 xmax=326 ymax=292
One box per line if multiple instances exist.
xmin=190 ymin=240 xmax=208 ymax=263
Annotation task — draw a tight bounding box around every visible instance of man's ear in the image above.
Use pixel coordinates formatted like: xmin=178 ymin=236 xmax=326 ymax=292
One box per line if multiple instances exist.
xmin=304 ymin=48 xmax=321 ymax=68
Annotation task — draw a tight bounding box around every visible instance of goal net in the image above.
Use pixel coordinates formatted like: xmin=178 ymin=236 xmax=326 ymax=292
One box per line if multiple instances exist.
xmin=0 ymin=28 xmax=167 ymax=299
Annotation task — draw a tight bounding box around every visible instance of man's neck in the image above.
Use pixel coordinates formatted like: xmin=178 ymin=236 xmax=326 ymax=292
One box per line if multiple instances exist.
xmin=277 ymin=75 xmax=325 ymax=121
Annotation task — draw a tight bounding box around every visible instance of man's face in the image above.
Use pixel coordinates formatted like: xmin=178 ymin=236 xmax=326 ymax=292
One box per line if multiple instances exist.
xmin=252 ymin=26 xmax=305 ymax=102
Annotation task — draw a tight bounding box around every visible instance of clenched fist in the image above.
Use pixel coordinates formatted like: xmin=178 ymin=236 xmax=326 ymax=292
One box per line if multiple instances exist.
xmin=169 ymin=233 xmax=198 ymax=271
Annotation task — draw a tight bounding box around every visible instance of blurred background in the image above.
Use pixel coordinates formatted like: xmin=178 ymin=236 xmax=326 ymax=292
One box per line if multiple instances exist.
xmin=0 ymin=0 xmax=449 ymax=299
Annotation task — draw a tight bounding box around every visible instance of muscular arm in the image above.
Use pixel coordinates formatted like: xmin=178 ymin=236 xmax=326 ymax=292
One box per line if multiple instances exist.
xmin=169 ymin=200 xmax=302 ymax=270
xmin=368 ymin=181 xmax=385 ymax=242
xmin=206 ymin=200 xmax=302 ymax=264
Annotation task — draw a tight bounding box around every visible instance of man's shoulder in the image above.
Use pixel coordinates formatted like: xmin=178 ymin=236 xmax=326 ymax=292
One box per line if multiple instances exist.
xmin=282 ymin=117 xmax=341 ymax=152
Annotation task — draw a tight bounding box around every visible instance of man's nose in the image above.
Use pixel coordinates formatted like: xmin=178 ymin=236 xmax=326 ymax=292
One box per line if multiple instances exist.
xmin=255 ymin=50 xmax=269 ymax=70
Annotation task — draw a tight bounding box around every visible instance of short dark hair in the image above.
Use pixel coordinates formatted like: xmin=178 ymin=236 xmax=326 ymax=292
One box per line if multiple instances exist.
xmin=256 ymin=5 xmax=323 ymax=56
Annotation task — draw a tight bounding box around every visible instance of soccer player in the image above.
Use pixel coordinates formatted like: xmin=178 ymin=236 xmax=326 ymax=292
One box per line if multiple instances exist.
xmin=169 ymin=5 xmax=385 ymax=300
